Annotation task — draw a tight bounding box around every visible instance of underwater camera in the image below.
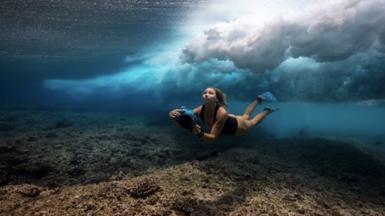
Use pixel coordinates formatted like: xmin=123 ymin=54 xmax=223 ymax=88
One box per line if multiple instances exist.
xmin=176 ymin=106 xmax=202 ymax=130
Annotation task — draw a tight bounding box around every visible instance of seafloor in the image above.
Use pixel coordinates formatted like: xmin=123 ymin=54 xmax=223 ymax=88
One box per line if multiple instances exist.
xmin=1 ymin=109 xmax=385 ymax=215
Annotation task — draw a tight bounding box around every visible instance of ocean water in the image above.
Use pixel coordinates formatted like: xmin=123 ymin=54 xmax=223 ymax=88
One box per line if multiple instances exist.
xmin=1 ymin=1 xmax=385 ymax=214
xmin=234 ymin=101 xmax=385 ymax=141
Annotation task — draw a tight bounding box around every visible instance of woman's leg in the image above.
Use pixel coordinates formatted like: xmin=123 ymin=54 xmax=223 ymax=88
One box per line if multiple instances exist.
xmin=241 ymin=98 xmax=260 ymax=120
xmin=236 ymin=109 xmax=271 ymax=135
xmin=249 ymin=110 xmax=270 ymax=126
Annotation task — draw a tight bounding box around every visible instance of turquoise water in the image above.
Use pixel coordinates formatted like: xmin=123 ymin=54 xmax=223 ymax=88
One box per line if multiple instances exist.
xmin=174 ymin=100 xmax=385 ymax=141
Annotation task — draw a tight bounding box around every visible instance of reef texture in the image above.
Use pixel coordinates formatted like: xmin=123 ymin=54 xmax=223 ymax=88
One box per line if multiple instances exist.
xmin=1 ymin=109 xmax=385 ymax=215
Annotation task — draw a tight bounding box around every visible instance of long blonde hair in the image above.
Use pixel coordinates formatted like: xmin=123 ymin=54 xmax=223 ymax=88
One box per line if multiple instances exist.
xmin=209 ymin=87 xmax=227 ymax=108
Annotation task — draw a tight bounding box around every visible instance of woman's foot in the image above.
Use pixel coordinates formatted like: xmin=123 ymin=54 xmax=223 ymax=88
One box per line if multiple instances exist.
xmin=257 ymin=92 xmax=278 ymax=103
xmin=264 ymin=106 xmax=279 ymax=112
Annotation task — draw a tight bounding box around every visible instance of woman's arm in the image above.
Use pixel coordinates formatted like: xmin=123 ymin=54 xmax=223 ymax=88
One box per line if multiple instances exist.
xmin=192 ymin=107 xmax=227 ymax=142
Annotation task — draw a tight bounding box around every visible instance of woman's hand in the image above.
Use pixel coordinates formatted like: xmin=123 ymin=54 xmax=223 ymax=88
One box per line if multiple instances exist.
xmin=191 ymin=124 xmax=203 ymax=136
xmin=169 ymin=109 xmax=182 ymax=119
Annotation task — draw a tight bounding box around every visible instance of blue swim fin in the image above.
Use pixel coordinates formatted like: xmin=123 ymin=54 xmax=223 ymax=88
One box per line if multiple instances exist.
xmin=258 ymin=92 xmax=278 ymax=102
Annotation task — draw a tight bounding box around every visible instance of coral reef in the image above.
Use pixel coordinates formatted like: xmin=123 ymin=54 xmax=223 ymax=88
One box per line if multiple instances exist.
xmin=16 ymin=184 xmax=43 ymax=197
xmin=171 ymin=197 xmax=216 ymax=216
xmin=126 ymin=178 xmax=160 ymax=198
xmin=1 ymin=109 xmax=385 ymax=215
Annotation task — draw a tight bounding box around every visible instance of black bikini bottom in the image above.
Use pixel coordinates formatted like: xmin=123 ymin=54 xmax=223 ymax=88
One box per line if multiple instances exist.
xmin=221 ymin=116 xmax=238 ymax=135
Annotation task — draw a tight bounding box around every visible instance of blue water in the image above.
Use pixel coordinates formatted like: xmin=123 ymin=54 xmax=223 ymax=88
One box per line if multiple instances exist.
xmin=1 ymin=0 xmax=384 ymax=144
xmin=252 ymin=102 xmax=385 ymax=140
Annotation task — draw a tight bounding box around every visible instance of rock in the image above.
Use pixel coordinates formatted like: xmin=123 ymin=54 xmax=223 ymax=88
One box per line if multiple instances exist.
xmin=332 ymin=207 xmax=351 ymax=216
xmin=295 ymin=203 xmax=306 ymax=214
xmin=282 ymin=194 xmax=297 ymax=202
xmin=33 ymin=210 xmax=48 ymax=216
xmin=77 ymin=201 xmax=97 ymax=212
xmin=172 ymin=197 xmax=197 ymax=214
xmin=294 ymin=193 xmax=303 ymax=200
xmin=17 ymin=184 xmax=43 ymax=197
xmin=171 ymin=197 xmax=214 ymax=216
xmin=84 ymin=172 xmax=108 ymax=184
xmin=127 ymin=178 xmax=160 ymax=198
xmin=297 ymin=207 xmax=306 ymax=214
xmin=110 ymin=171 xmax=125 ymax=181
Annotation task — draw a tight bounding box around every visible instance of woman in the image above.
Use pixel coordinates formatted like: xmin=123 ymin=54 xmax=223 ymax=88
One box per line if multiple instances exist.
xmin=169 ymin=87 xmax=277 ymax=142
